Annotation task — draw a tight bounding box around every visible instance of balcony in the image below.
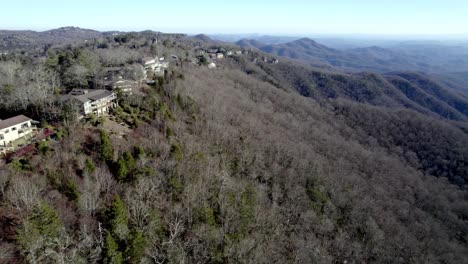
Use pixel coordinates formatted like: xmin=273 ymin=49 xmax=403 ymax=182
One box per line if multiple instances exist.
xmin=18 ymin=126 xmax=36 ymax=135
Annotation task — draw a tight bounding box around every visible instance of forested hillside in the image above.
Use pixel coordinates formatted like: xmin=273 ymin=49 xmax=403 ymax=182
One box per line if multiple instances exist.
xmin=0 ymin=29 xmax=467 ymax=263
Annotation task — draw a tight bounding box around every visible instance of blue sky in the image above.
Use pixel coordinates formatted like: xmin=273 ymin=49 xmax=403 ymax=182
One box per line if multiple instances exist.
xmin=2 ymin=0 xmax=468 ymax=35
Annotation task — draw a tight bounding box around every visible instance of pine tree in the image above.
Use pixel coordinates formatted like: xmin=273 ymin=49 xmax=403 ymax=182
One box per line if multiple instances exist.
xmin=30 ymin=202 xmax=62 ymax=237
xmin=116 ymin=156 xmax=129 ymax=182
xmin=99 ymin=129 xmax=113 ymax=162
xmin=17 ymin=202 xmax=63 ymax=259
xmin=103 ymin=233 xmax=123 ymax=264
xmin=105 ymin=195 xmax=129 ymax=240
xmin=123 ymin=151 xmax=136 ymax=172
xmin=125 ymin=231 xmax=147 ymax=263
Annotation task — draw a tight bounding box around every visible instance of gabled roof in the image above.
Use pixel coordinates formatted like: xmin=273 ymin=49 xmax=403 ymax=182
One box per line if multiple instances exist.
xmin=73 ymin=89 xmax=114 ymax=103
xmin=0 ymin=115 xmax=31 ymax=130
xmin=88 ymin=90 xmax=114 ymax=101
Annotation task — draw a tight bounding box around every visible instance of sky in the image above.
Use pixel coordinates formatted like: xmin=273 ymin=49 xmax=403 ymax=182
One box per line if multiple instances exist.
xmin=2 ymin=0 xmax=468 ymax=36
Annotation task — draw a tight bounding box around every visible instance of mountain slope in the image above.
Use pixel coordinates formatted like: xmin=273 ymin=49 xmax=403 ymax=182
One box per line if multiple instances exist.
xmin=388 ymin=72 xmax=468 ymax=117
xmin=1 ymin=30 xmax=468 ymax=263
xmin=248 ymin=58 xmax=468 ymax=121
xmin=235 ymin=38 xmax=266 ymax=49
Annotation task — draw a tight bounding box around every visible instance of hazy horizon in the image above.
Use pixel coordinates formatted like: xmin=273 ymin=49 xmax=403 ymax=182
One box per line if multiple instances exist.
xmin=2 ymin=26 xmax=468 ymax=44
xmin=2 ymin=0 xmax=468 ymax=37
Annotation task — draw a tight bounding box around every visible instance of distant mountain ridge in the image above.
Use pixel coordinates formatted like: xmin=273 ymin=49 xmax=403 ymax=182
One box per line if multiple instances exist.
xmin=0 ymin=27 xmax=165 ymax=51
xmin=235 ymin=37 xmax=468 ymax=74
xmin=0 ymin=27 xmax=105 ymax=51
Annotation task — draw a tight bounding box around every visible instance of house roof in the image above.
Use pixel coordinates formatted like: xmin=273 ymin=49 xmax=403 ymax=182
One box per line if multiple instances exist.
xmin=73 ymin=89 xmax=114 ymax=103
xmin=114 ymin=80 xmax=137 ymax=85
xmin=0 ymin=115 xmax=32 ymax=130
xmin=88 ymin=90 xmax=114 ymax=101
xmin=73 ymin=94 xmax=91 ymax=103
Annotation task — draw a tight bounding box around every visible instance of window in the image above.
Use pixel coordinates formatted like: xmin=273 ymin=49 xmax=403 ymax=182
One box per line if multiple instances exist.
xmin=0 ymin=134 xmax=3 ymax=140
xmin=12 ymin=127 xmax=17 ymax=131
xmin=4 ymin=129 xmax=9 ymax=133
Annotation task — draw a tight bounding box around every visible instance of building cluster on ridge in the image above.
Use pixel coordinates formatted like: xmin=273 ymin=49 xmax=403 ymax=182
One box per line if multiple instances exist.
xmin=0 ymin=35 xmax=280 ymax=157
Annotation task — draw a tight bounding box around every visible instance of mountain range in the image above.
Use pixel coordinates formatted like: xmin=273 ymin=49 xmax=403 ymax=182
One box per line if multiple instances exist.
xmin=233 ymin=37 xmax=468 ymax=74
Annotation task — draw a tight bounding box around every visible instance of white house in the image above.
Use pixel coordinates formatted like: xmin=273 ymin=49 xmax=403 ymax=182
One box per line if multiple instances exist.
xmin=141 ymin=57 xmax=169 ymax=77
xmin=0 ymin=115 xmax=36 ymax=155
xmin=66 ymin=89 xmax=117 ymax=117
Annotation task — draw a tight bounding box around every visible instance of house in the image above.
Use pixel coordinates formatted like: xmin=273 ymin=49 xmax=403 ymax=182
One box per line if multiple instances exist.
xmin=226 ymin=51 xmax=233 ymax=56
xmin=109 ymin=79 xmax=138 ymax=94
xmin=0 ymin=115 xmax=36 ymax=155
xmin=141 ymin=57 xmax=169 ymax=76
xmin=67 ymin=89 xmax=117 ymax=117
xmin=216 ymin=53 xmax=224 ymax=59
xmin=103 ymin=75 xmax=138 ymax=94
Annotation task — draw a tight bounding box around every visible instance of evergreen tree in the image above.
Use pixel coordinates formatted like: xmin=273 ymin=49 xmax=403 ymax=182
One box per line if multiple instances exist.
xmin=125 ymin=231 xmax=147 ymax=263
xmin=17 ymin=202 xmax=63 ymax=260
xmin=62 ymin=178 xmax=80 ymax=201
xmin=123 ymin=151 xmax=136 ymax=172
xmin=116 ymin=156 xmax=129 ymax=182
xmin=29 ymin=202 xmax=62 ymax=237
xmin=103 ymin=233 xmax=123 ymax=264
xmin=105 ymin=195 xmax=129 ymax=240
xmin=99 ymin=129 xmax=113 ymax=162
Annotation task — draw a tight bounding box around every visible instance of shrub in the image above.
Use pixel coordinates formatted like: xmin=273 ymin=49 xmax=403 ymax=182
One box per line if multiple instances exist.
xmin=133 ymin=145 xmax=145 ymax=159
xmin=169 ymin=177 xmax=184 ymax=201
xmin=62 ymin=178 xmax=80 ymax=202
xmin=9 ymin=158 xmax=31 ymax=172
xmin=85 ymin=157 xmax=96 ymax=174
xmin=305 ymin=178 xmax=328 ymax=214
xmin=37 ymin=141 xmax=50 ymax=156
xmin=54 ymin=128 xmax=66 ymax=140
xmin=239 ymin=185 xmax=256 ymax=234
xmin=170 ymin=142 xmax=183 ymax=161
